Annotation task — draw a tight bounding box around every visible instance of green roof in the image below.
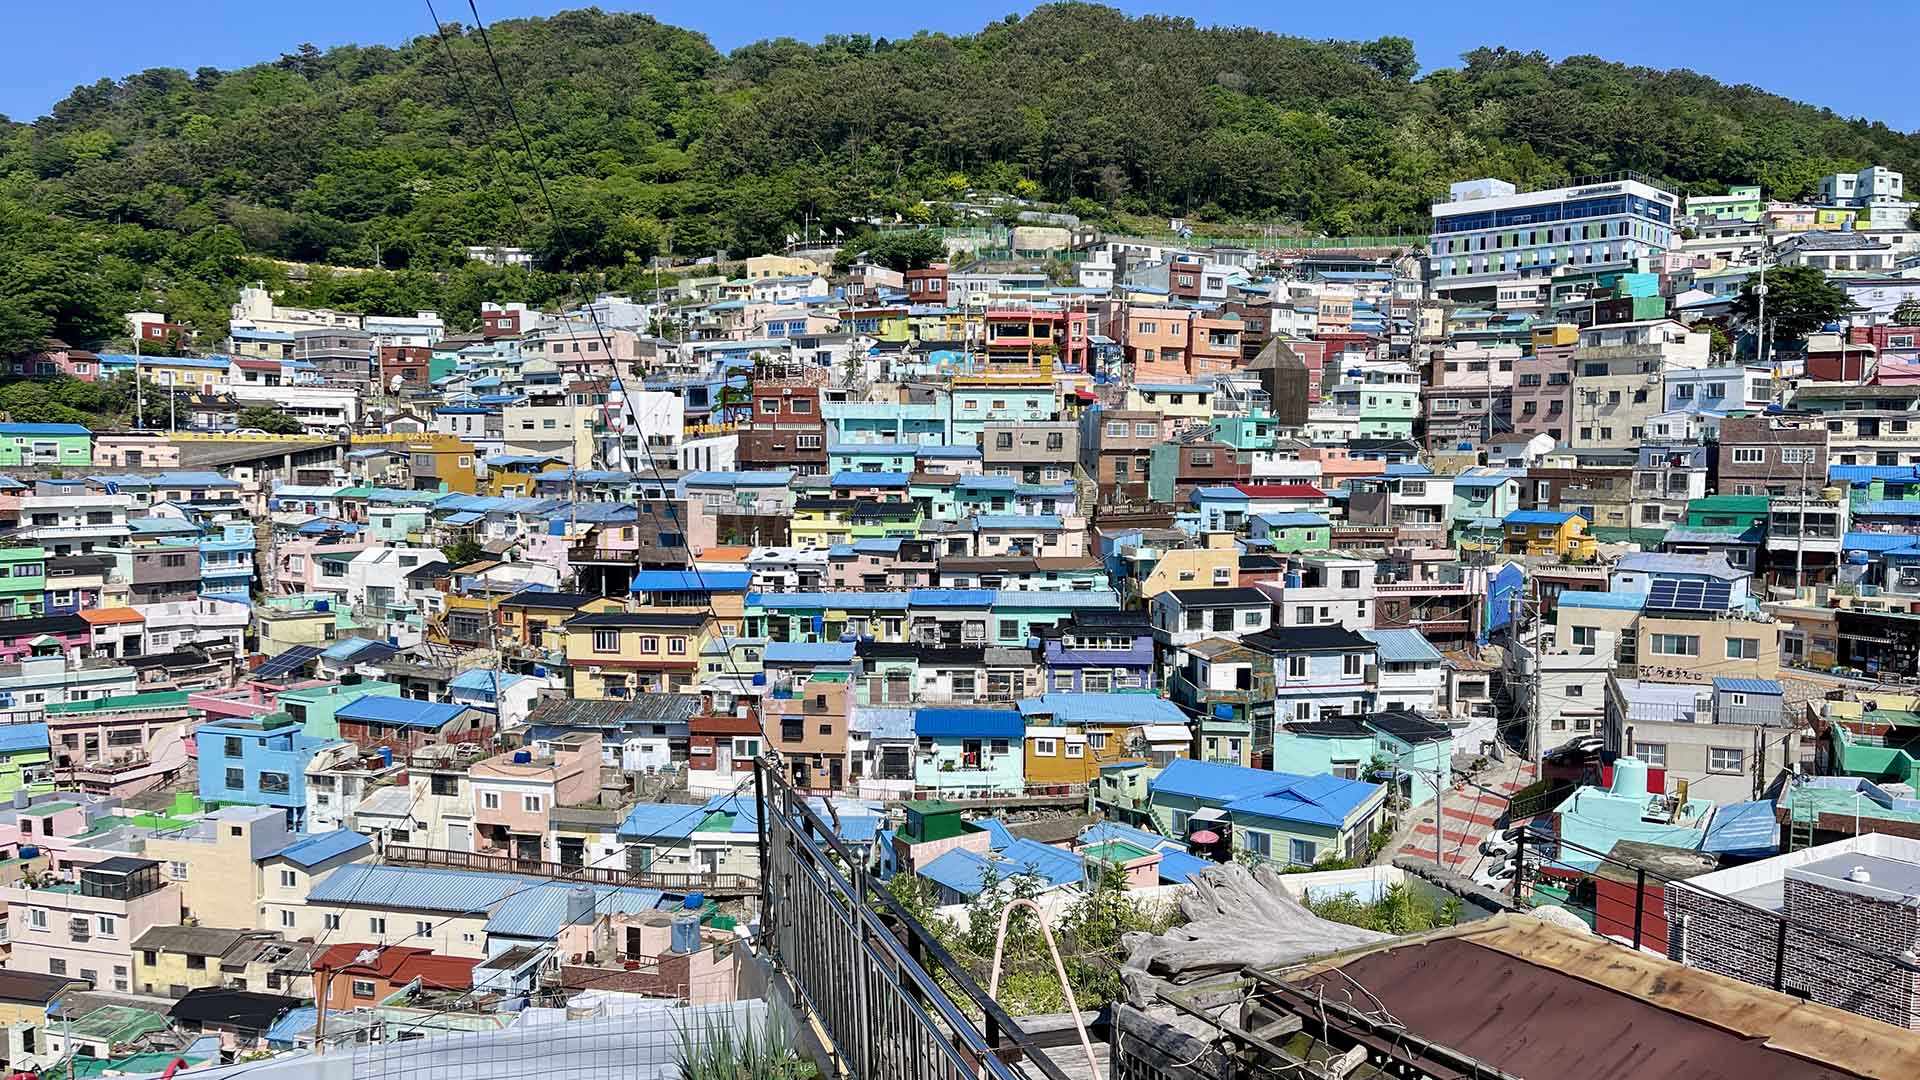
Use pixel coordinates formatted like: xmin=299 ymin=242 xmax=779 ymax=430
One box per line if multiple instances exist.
xmin=1081 ymin=839 xmax=1155 ymax=863
xmin=45 ymin=690 xmax=190 ymax=715
xmin=1688 ymin=494 xmax=1771 ymax=513
xmin=60 ymin=1004 xmax=170 ymax=1042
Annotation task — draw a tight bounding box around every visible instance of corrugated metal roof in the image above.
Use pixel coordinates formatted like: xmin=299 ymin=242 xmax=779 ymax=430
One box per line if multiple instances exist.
xmin=485 ymin=881 xmax=670 ymax=939
xmin=1712 ymin=677 xmax=1784 ymax=695
xmin=915 ymin=707 xmax=1023 ymax=739
xmin=1016 ymin=693 xmax=1186 ymax=726
xmin=0 ymin=722 xmax=49 ymax=753
xmin=1701 ymin=800 xmax=1782 ymax=858
xmin=334 ymin=696 xmax=470 ymax=730
xmin=763 ymin=641 xmax=856 ymax=664
xmin=1556 ymin=591 xmax=1648 ymax=611
xmin=307 ymin=864 xmax=524 ymax=915
xmin=270 ymin=830 xmax=373 ymax=868
xmin=1357 ymin=628 xmax=1443 ymax=664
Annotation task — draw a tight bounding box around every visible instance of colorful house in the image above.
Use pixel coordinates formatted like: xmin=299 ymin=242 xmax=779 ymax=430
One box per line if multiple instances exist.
xmin=0 ymin=424 xmax=92 ymax=468
xmin=0 ymin=545 xmax=48 ymax=618
xmin=0 ymin=722 xmax=53 ymax=798
xmin=913 ymin=707 xmax=1025 ymax=797
xmin=1145 ymin=758 xmax=1387 ymax=868
xmin=1502 ymin=509 xmax=1596 ymax=560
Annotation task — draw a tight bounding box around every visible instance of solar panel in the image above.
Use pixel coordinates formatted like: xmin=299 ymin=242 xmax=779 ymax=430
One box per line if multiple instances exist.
xmin=1703 ymin=581 xmax=1732 ymax=609
xmin=1644 ymin=577 xmax=1733 ymax=612
xmin=254 ymin=644 xmax=324 ymax=679
xmin=1671 ymin=580 xmax=1707 ymax=609
xmin=1646 ymin=579 xmax=1679 ymax=608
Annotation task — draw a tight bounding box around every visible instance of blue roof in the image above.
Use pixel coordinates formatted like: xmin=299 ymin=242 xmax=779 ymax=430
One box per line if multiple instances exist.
xmin=1555 ymin=591 xmax=1648 ymax=612
xmin=974 ymin=514 xmax=1063 ymax=530
xmin=748 ymin=591 xmax=912 ymax=611
xmin=1829 ymin=464 xmax=1920 ymax=484
xmin=618 ymin=801 xmax=710 ymax=841
xmin=150 ymin=471 xmax=240 ymax=487
xmin=907 ymin=588 xmax=997 ymax=607
xmin=915 ymin=444 xmax=981 ymax=459
xmin=1016 ymin=693 xmax=1187 ymax=726
xmin=763 ymin=641 xmax=856 ymax=664
xmin=1357 ymin=628 xmax=1444 ymax=664
xmin=1385 ymin=463 xmax=1433 ymax=476
xmin=1078 ymin=822 xmax=1180 ymax=853
xmin=448 ymin=669 xmax=530 ymax=693
xmin=1152 ymin=759 xmax=1301 ymax=803
xmin=1223 ymin=772 xmax=1383 ymax=828
xmin=0 ymin=722 xmax=49 ymax=754
xmin=0 ymin=423 xmax=88 ymax=436
xmin=486 ymin=880 xmax=672 ymax=939
xmin=1701 ymin=799 xmax=1781 ymax=859
xmin=271 ymin=830 xmax=374 ymax=868
xmin=334 ymin=697 xmax=472 ymax=730
xmin=630 ymin=570 xmax=752 ymax=593
xmin=1156 ymin=850 xmax=1215 ymax=884
xmin=956 ymin=476 xmax=1017 ymax=492
xmin=308 ymin=864 xmax=524 ymax=914
xmin=1712 ymin=677 xmax=1783 ymax=695
xmin=442 ymin=511 xmax=485 ymax=526
xmin=1450 ymin=473 xmax=1516 ymax=489
xmin=1254 ymin=512 xmax=1329 ymax=528
xmin=1854 ymin=501 xmax=1920 ymax=517
xmin=832 ymin=471 xmax=909 ymax=486
xmin=1843 ymin=532 xmax=1920 ymax=553
xmin=916 ymin=840 xmax=1084 ymax=897
xmin=1504 ymin=510 xmax=1579 ymax=526
xmin=915 ymin=707 xmax=1024 ymax=739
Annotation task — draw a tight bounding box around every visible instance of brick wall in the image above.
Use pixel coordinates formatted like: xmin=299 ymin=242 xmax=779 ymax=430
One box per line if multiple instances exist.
xmin=1667 ymin=876 xmax=1920 ymax=1028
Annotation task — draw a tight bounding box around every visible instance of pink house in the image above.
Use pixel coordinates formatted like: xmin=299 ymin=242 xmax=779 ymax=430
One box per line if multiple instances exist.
xmin=0 ymin=857 xmax=182 ymax=989
xmin=468 ymin=732 xmax=602 ymax=861
xmin=273 ymin=538 xmax=372 ymax=596
xmin=11 ymin=343 xmax=99 ymax=383
xmin=0 ymin=614 xmax=92 ymax=664
xmin=1299 ymin=446 xmax=1385 ymax=489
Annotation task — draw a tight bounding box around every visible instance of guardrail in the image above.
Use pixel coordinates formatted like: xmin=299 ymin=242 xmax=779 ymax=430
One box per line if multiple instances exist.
xmin=758 ymin=759 xmax=1067 ymax=1080
xmin=382 ymin=844 xmax=754 ymax=896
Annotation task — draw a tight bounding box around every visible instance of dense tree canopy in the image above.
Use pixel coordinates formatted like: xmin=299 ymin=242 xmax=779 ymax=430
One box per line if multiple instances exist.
xmin=1731 ymin=265 xmax=1856 ymax=342
xmin=1 ymin=4 xmax=1916 ymax=349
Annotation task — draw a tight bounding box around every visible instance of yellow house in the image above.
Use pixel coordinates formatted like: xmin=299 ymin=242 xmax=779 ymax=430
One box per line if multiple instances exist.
xmin=1024 ymin=725 xmax=1093 ymax=787
xmin=1132 ymin=531 xmax=1240 ymax=602
xmin=1530 ymin=323 xmax=1579 ymax=349
xmin=1503 ymin=511 xmax=1596 ymax=560
xmin=744 ymin=254 xmax=828 ymax=280
xmin=351 ymin=433 xmax=480 ymax=494
xmin=131 ymin=927 xmax=282 ymax=998
xmin=561 ymin=609 xmax=712 ymax=697
xmin=141 ymin=805 xmax=286 ymax=927
xmin=137 ymin=357 xmax=227 ymax=393
xmin=497 ymin=592 xmax=621 ymax=650
xmin=790 ymin=500 xmax=853 ymax=549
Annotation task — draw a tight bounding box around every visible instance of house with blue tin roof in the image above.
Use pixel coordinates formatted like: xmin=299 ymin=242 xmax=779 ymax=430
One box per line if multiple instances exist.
xmin=914 ymin=707 xmax=1026 ymax=796
xmin=1146 ymin=758 xmax=1387 ymax=869
xmin=915 ymin=836 xmax=1086 ymax=904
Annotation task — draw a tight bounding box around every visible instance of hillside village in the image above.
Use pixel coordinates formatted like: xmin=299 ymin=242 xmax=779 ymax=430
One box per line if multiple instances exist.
xmin=0 ymin=166 xmax=1919 ymax=1078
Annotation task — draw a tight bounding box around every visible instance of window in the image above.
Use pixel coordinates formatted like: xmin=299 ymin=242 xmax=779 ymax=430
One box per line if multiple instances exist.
xmin=1343 ymin=653 xmax=1363 ymax=677
xmin=1709 ymin=747 xmax=1744 ymax=773
xmin=416 ymin=920 xmax=434 ymax=937
xmin=370 ymin=917 xmax=388 ymax=934
xmin=280 ymin=870 xmax=298 ymax=888
xmin=1288 ymin=838 xmax=1317 ymax=866
xmin=668 ymin=637 xmax=687 ymax=655
xmin=223 ymin=736 xmax=243 ymax=757
xmin=324 ymin=913 xmax=341 ymax=930
xmin=482 ymin=791 xmax=501 ymax=810
xmin=1731 ymin=447 xmax=1764 ymax=464
xmin=1243 ymin=831 xmax=1270 ymax=859
xmin=1287 ymin=655 xmax=1308 ymax=679
xmin=353 ymin=979 xmax=378 ymax=999
xmin=1636 ymin=742 xmax=1667 ymax=766
xmin=186 ymin=955 xmax=206 ymax=970
xmin=523 ymin=794 xmax=545 ymax=812
xmin=1725 ymin=637 xmax=1759 ymax=659
xmin=1034 ymin=738 xmax=1057 ymax=757
xmin=1650 ymin=634 xmax=1700 ymax=656
xmin=259 ymin=771 xmax=290 ymax=795
xmin=280 ymin=909 xmax=296 ymax=928
xmin=592 ymin=629 xmax=620 ymax=653
xmin=225 ymin=767 xmax=244 ymax=790
xmin=1065 ymin=742 xmax=1084 ymax=758
xmin=639 ymin=636 xmax=659 ymax=653
xmin=97 ymin=916 xmax=115 ymax=936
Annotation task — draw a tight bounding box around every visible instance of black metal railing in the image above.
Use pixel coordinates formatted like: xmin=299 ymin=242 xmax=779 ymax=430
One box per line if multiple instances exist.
xmin=757 ymin=759 xmax=1069 ymax=1080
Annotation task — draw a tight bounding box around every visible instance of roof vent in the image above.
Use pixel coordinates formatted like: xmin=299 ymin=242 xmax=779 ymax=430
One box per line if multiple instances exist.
xmin=1847 ymin=865 xmax=1873 ymax=884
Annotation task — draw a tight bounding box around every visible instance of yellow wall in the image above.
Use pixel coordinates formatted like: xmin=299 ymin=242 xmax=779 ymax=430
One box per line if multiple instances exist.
xmin=142 ymin=834 xmax=261 ymax=928
xmin=135 ymin=950 xmax=233 ymax=997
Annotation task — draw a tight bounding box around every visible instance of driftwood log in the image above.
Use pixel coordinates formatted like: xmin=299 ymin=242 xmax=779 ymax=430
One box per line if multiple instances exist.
xmin=1119 ymin=863 xmax=1390 ymax=1006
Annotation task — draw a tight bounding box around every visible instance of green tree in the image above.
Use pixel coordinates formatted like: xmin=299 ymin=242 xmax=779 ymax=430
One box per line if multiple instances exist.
xmin=1358 ymin=36 xmax=1419 ymax=81
xmin=237 ymin=406 xmax=306 ymax=434
xmin=442 ymin=536 xmax=486 ymax=567
xmin=1730 ymin=265 xmax=1854 ymax=343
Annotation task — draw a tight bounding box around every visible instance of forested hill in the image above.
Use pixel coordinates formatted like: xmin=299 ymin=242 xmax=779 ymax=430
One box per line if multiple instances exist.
xmin=3 ymin=3 xmax=1917 ymax=347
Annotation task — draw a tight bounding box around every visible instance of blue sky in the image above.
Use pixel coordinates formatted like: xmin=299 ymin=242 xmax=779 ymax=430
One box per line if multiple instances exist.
xmin=3 ymin=0 xmax=1917 ymax=130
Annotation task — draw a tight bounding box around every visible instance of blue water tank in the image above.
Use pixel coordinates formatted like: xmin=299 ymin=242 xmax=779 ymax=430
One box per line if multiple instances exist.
xmin=314 ymin=600 xmax=330 ymax=612
xmin=18 ymin=845 xmax=39 ymax=859
xmin=683 ymin=891 xmax=705 ymax=910
xmin=670 ymin=912 xmax=700 ymax=954
xmin=512 ymin=750 xmax=532 ymax=764
xmin=377 ymin=747 xmax=393 ymax=768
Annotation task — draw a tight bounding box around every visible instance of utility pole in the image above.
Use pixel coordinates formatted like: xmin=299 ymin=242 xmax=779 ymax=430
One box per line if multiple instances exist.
xmin=1795 ymin=449 xmax=1810 ymax=594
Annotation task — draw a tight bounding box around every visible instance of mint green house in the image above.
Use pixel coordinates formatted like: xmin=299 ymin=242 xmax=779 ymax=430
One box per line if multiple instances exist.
xmin=1269 ymin=713 xmax=1453 ymax=809
xmin=1685 ymin=185 xmax=1763 ymax=223
xmin=0 ymin=545 xmax=47 ymax=617
xmin=1250 ymin=513 xmax=1329 ymax=553
xmin=1145 ymin=758 xmax=1388 ymax=868
xmin=279 ymin=679 xmax=404 ymax=740
xmin=0 ymin=423 xmax=92 ymax=468
xmin=1358 ymin=385 xmax=1419 ymax=440
xmin=0 ymin=722 xmax=53 ymax=799
xmin=1209 ymin=412 xmax=1279 ymax=453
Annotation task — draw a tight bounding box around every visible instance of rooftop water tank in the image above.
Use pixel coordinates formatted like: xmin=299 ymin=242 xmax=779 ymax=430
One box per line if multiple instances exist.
xmin=512 ymin=750 xmax=532 ymax=764
xmin=1610 ymin=757 xmax=1651 ymax=797
xmin=670 ymin=912 xmax=700 ymax=954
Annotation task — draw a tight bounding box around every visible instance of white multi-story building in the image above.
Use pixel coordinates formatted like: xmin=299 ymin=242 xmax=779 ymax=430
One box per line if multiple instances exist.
xmin=1428 ymin=176 xmax=1680 ymax=298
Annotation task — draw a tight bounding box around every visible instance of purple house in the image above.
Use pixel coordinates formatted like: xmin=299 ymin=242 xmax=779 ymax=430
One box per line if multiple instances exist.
xmin=0 ymin=613 xmax=92 ymax=664
xmin=1038 ymin=610 xmax=1158 ymax=693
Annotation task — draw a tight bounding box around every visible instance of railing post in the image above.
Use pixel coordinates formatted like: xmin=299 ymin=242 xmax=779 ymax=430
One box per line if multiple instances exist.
xmin=1631 ymin=868 xmax=1646 ymax=949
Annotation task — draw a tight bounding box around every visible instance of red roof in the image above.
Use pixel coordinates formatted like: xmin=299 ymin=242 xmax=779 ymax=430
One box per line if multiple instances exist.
xmin=1234 ymin=483 xmax=1327 ymax=499
xmin=313 ymin=944 xmax=479 ymax=990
